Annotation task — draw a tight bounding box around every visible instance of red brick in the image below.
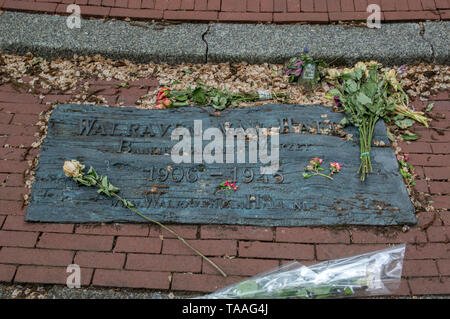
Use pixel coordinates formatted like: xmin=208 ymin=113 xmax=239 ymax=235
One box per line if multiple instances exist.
xmin=0 ymin=230 xmax=38 ymax=247
xmin=202 ymin=257 xmax=279 ymax=276
xmin=171 ymin=273 xmax=242 ymax=292
xmin=414 ymin=180 xmax=429 ymax=193
xmin=219 ymin=11 xmax=272 ymax=21
xmin=5 ymin=136 xmax=37 ymax=147
xmin=384 ymin=10 xmax=440 ymax=20
xmin=221 ymin=0 xmax=245 ymax=11
xmin=398 ymin=141 xmax=432 ymax=154
xmin=141 ymin=0 xmax=155 ymax=8
xmin=2 ymin=0 xmax=57 ymax=12
xmin=276 ymin=227 xmax=350 ymax=243
xmin=74 ymin=251 xmax=125 ymax=269
xmin=115 ymin=0 xmax=128 ymax=7
xmin=0 ymin=103 xmax=47 ymax=115
xmin=207 ymin=0 xmax=220 ymax=10
xmin=431 ymin=143 xmax=450 ymax=154
xmin=432 ymin=196 xmax=450 ymax=209
xmin=114 ymin=236 xmax=162 ymax=253
xmin=3 ymin=216 xmax=74 ymax=233
xmin=260 ymin=0 xmax=273 ymax=11
xmin=239 ymin=241 xmax=314 ymax=259
xmin=409 ymin=154 xmax=450 ymax=167
xmin=88 ymin=0 xmax=102 ymax=5
xmin=424 ymin=167 xmax=450 ymax=180
xmin=273 ymin=12 xmax=329 ymax=21
xmin=0 ymin=247 xmax=74 ymax=266
xmin=437 ymin=259 xmax=450 ymax=275
xmin=149 ymin=224 xmax=198 ymax=239
xmin=0 ymin=113 xmax=13 ymax=125
xmin=162 ymin=239 xmax=236 ymax=256
xmin=126 ymin=253 xmax=202 ymax=272
xmin=0 ymin=149 xmax=26 ymax=161
xmin=0 ymin=124 xmax=37 ymax=136
xmin=354 ymin=0 xmax=368 ymax=11
xmin=326 ymin=0 xmax=340 ymax=11
xmin=180 ymin=0 xmax=195 ymax=9
xmin=404 ymin=259 xmax=438 ymax=277
xmin=109 ymin=7 xmax=163 ymax=18
xmin=406 ymin=243 xmax=450 ymax=259
xmin=0 ymin=160 xmax=30 ymax=175
xmin=429 ymin=182 xmax=450 ymax=194
xmin=273 ymin=0 xmax=286 ymax=12
xmin=0 ymin=215 xmax=5 ymax=228
xmin=0 ymin=264 xmax=16 ymax=282
xmin=201 ymin=225 xmax=272 ymax=241
xmin=340 ymin=0 xmax=354 ymax=11
xmin=315 ymin=0 xmax=328 ymax=11
xmin=10 ymin=114 xmax=38 ymax=126
xmin=407 ymin=0 xmax=423 ymax=10
xmin=15 ymin=265 xmax=93 ymax=285
xmin=128 ymin=0 xmax=141 ymax=8
xmin=426 ymin=226 xmax=450 ymax=242
xmin=0 ymin=187 xmax=27 ymax=201
xmin=409 ymin=277 xmax=450 ymax=295
xmin=351 ymin=228 xmax=427 ymax=244
xmin=37 ymin=233 xmax=114 ymax=251
xmin=392 ymin=278 xmax=411 ymax=296
xmin=440 ymin=10 xmax=450 ymax=19
xmin=103 ymin=0 xmax=115 ymax=5
xmin=93 ymin=269 xmax=170 ymax=289
xmin=194 ymin=0 xmax=208 ymax=10
xmin=247 ymin=0 xmax=260 ymax=12
xmin=0 ymin=200 xmax=24 ymax=215
xmin=316 ymin=244 xmax=387 ymax=260
xmin=421 ymin=0 xmax=437 ymax=9
xmin=164 ymin=10 xmax=218 ymax=20
xmin=75 ymin=223 xmax=148 ymax=236
xmin=381 ymin=0 xmax=396 ymax=11
xmin=329 ymin=11 xmax=371 ymax=21
xmin=287 ymin=0 xmax=300 ymax=12
xmin=440 ymin=212 xmax=450 ymax=225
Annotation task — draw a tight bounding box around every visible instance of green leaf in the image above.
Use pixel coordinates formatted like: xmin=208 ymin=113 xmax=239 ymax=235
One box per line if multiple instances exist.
xmin=426 ymin=103 xmax=434 ymax=112
xmin=356 ymin=92 xmax=372 ymax=105
xmin=339 ymin=117 xmax=349 ymax=127
xmin=303 ymin=173 xmax=311 ymax=179
xmin=328 ymin=88 xmax=341 ymax=97
xmin=192 ymin=87 xmax=207 ymax=104
xmin=402 ymin=133 xmax=420 ymax=141
xmin=101 ymin=176 xmax=108 ymax=189
xmin=395 ymin=118 xmax=415 ymax=129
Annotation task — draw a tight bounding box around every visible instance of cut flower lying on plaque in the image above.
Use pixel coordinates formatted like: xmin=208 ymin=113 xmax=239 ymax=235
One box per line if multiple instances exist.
xmin=63 ymin=160 xmax=227 ymax=277
xmin=155 ymin=82 xmax=286 ymax=110
xmin=303 ymin=158 xmax=341 ymax=180
xmin=216 ymin=180 xmax=239 ymax=195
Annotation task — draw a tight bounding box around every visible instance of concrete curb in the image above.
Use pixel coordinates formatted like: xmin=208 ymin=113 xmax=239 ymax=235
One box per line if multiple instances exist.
xmin=0 ymin=11 xmax=448 ymax=65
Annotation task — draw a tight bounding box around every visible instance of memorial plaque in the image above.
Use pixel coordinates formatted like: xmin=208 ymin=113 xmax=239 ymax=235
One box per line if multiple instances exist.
xmin=26 ymin=104 xmax=416 ymax=226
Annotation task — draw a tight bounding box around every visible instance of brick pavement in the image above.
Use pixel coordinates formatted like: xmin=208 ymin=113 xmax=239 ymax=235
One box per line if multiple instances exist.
xmin=0 ymin=0 xmax=449 ymax=23
xmin=0 ymin=76 xmax=448 ymax=295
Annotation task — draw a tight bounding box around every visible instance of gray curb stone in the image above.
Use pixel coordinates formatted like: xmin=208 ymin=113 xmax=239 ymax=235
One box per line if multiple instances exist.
xmin=0 ymin=11 xmax=208 ymax=64
xmin=423 ymin=21 xmax=450 ymax=65
xmin=205 ymin=23 xmax=433 ymax=65
xmin=0 ymin=11 xmax=448 ymax=66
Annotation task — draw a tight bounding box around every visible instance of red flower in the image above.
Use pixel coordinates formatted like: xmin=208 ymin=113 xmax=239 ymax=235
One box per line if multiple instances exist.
xmin=330 ymin=162 xmax=342 ymax=173
xmin=162 ymin=98 xmax=172 ymax=107
xmin=312 ymin=157 xmax=323 ymax=165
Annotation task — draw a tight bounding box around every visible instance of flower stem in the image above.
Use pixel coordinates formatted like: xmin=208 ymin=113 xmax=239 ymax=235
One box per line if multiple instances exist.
xmin=312 ymin=170 xmax=334 ymax=180
xmin=110 ymin=192 xmax=228 ymax=278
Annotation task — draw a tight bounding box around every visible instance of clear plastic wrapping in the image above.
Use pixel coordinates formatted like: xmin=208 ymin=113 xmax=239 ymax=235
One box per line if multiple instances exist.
xmin=201 ymin=244 xmax=406 ymax=299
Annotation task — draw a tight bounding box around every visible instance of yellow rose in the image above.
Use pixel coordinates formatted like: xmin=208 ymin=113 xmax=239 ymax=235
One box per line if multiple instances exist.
xmin=342 ymin=68 xmax=353 ymax=74
xmin=327 ymin=68 xmax=341 ymax=79
xmin=354 ymin=62 xmax=367 ymax=71
xmin=63 ymin=160 xmax=85 ymax=178
xmin=365 ymin=60 xmax=380 ymax=67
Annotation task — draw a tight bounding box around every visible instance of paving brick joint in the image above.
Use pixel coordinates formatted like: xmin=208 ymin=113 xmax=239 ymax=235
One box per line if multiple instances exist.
xmin=0 ymin=76 xmax=449 ymax=296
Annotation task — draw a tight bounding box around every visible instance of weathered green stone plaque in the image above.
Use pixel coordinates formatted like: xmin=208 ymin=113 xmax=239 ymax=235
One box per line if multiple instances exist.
xmin=26 ymin=104 xmax=416 ymax=226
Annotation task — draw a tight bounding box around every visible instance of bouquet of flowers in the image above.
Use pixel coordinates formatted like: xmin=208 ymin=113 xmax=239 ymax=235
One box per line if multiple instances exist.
xmin=200 ymin=244 xmax=405 ymax=299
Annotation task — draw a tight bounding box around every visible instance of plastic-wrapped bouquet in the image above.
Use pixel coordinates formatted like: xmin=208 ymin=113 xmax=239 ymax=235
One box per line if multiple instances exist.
xmin=200 ymin=244 xmax=405 ymax=299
